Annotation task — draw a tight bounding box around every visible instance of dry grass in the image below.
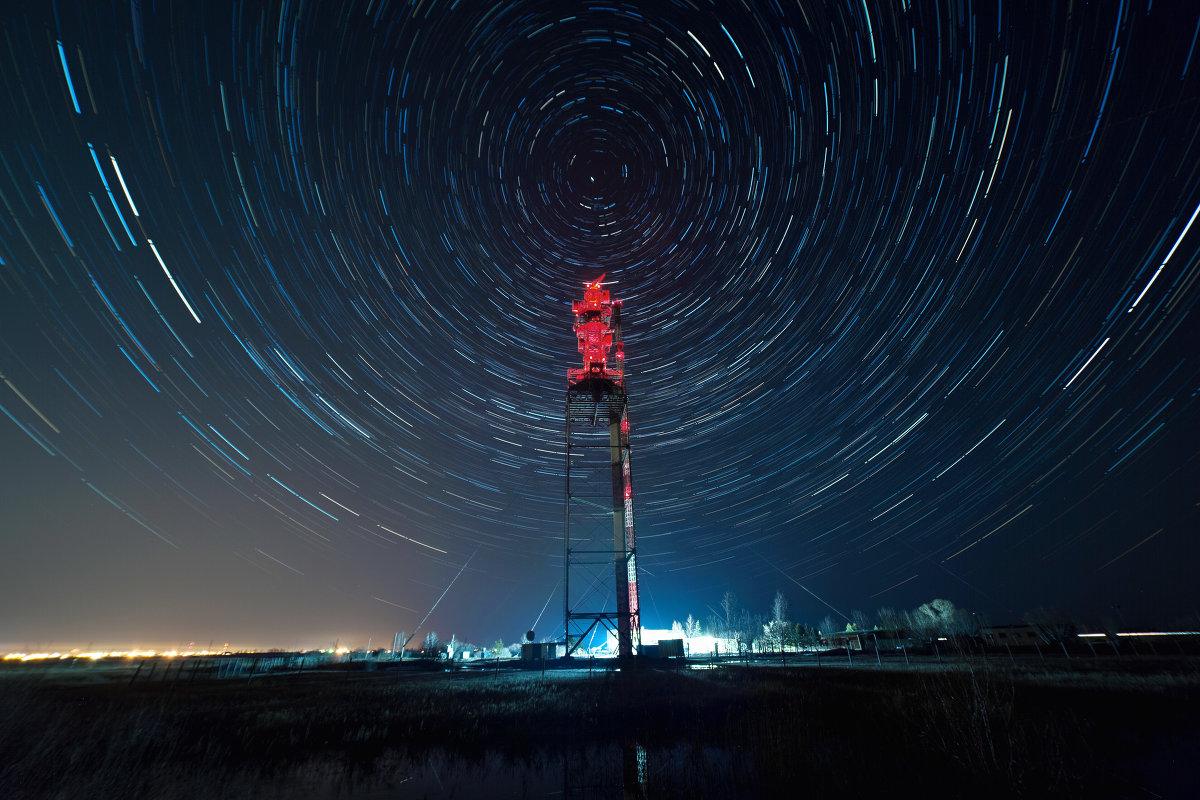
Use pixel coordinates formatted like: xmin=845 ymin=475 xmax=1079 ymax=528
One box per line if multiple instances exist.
xmin=1 ymin=658 xmax=1197 ymax=797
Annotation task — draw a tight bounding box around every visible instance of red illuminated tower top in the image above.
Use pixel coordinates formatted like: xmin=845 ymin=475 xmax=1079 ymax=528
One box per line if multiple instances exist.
xmin=568 ymin=274 xmax=624 ymax=387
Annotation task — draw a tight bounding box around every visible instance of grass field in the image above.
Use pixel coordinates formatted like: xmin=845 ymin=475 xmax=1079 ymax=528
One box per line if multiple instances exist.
xmin=2 ymin=656 xmax=1198 ymax=798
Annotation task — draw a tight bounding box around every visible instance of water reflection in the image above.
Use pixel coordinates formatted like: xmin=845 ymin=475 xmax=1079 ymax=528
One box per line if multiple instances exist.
xmin=621 ymin=739 xmax=647 ymax=799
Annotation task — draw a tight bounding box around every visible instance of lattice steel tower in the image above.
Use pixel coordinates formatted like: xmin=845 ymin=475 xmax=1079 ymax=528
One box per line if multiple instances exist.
xmin=564 ymin=276 xmax=640 ymax=658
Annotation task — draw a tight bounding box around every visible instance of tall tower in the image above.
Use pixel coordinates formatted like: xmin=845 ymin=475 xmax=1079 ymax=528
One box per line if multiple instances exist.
xmin=564 ymin=276 xmax=640 ymax=658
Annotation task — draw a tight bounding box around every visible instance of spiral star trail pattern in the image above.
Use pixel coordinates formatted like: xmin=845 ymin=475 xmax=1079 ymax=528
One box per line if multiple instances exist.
xmin=2 ymin=0 xmax=1198 ymax=649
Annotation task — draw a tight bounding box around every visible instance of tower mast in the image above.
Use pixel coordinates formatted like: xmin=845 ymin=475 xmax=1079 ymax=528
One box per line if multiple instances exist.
xmin=564 ymin=276 xmax=640 ymax=658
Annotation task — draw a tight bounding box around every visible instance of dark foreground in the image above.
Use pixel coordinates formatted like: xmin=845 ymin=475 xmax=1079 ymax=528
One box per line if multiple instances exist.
xmin=2 ymin=657 xmax=1198 ymax=798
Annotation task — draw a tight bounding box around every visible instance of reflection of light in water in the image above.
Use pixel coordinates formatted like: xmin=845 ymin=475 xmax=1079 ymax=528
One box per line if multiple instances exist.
xmin=623 ymin=739 xmax=649 ymax=798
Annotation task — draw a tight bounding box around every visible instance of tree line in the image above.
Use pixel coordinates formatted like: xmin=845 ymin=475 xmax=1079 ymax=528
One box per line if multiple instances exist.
xmin=671 ymin=591 xmax=1095 ymax=656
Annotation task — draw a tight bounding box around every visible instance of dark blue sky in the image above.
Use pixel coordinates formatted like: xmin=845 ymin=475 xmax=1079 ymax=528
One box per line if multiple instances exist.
xmin=1 ymin=0 xmax=1198 ymax=651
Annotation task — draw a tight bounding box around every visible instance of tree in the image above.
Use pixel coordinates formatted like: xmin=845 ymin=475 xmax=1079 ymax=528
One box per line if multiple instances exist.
xmin=819 ymin=615 xmax=837 ymax=639
xmin=772 ymin=591 xmax=789 ymax=627
xmin=781 ymin=622 xmax=801 ymax=651
xmin=423 ymin=631 xmax=441 ymax=657
xmin=911 ymin=598 xmax=973 ymax=655
xmin=734 ymin=611 xmax=758 ymax=657
xmin=794 ymin=624 xmax=823 ymax=666
xmin=762 ymin=591 xmax=790 ymax=653
xmin=720 ymin=591 xmax=740 ymax=639
xmin=671 ymin=620 xmax=685 ymax=635
xmin=806 ymin=624 xmax=824 ymax=650
xmin=760 ymin=622 xmax=776 ymax=651
xmin=705 ymin=613 xmax=723 ymax=643
xmin=492 ymin=639 xmax=505 ymax=658
xmin=762 ymin=619 xmax=792 ymax=653
xmin=785 ymin=623 xmax=819 ymax=666
xmin=684 ymin=614 xmax=701 ymax=638
xmin=909 ymin=602 xmax=941 ymax=655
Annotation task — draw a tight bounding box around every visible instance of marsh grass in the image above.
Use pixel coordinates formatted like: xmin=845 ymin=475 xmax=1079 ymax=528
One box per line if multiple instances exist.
xmin=2 ymin=658 xmax=1197 ymax=797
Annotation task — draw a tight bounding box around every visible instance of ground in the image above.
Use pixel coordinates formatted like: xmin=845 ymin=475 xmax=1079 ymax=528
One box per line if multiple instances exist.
xmin=2 ymin=653 xmax=1198 ymax=798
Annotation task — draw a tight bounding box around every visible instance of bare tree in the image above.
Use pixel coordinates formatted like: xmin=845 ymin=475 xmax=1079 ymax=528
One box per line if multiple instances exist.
xmin=909 ymin=601 xmax=943 ymax=656
xmin=720 ymin=591 xmax=740 ymax=639
xmin=911 ymin=598 xmax=973 ymax=656
xmin=772 ymin=591 xmax=789 ymax=626
xmin=705 ymin=613 xmax=723 ymax=644
xmin=684 ymin=614 xmax=701 ymax=638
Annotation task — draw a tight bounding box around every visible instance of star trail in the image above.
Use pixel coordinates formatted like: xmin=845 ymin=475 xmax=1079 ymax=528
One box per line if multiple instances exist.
xmin=2 ymin=0 xmax=1198 ymax=650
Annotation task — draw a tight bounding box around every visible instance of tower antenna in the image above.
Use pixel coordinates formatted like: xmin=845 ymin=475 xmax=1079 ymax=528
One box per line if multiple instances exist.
xmin=563 ymin=277 xmax=640 ymax=658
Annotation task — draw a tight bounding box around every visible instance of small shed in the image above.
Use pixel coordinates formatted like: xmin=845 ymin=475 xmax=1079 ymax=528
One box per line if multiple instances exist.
xmin=656 ymin=638 xmax=685 ymax=658
xmin=521 ymin=642 xmax=561 ymax=661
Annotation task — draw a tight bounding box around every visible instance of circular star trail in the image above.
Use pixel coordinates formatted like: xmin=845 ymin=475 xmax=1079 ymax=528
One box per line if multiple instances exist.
xmin=1 ymin=0 xmax=1198 ymax=648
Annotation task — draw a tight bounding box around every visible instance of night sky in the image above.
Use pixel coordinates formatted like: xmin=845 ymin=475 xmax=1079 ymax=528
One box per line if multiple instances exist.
xmin=2 ymin=0 xmax=1199 ymax=652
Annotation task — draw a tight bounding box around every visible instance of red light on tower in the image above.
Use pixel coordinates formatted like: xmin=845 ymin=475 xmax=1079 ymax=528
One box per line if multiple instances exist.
xmin=568 ymin=274 xmax=624 ymax=387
